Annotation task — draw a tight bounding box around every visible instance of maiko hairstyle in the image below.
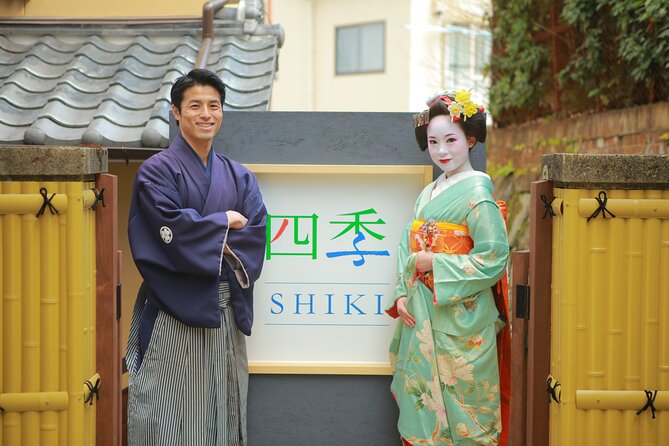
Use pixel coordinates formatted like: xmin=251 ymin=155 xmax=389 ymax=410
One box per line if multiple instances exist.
xmin=170 ymin=69 xmax=227 ymax=111
xmin=413 ymin=90 xmax=487 ymax=151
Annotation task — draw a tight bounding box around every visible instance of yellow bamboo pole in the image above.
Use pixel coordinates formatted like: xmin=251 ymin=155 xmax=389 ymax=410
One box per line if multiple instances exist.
xmin=554 ymin=188 xmax=583 ymax=446
xmin=549 ymin=189 xmax=566 ymax=445
xmin=41 ymin=181 xmax=60 ymax=446
xmin=21 ymin=182 xmax=41 ymax=446
xmin=660 ymin=189 xmax=669 ymax=441
xmin=576 ymin=390 xmax=669 ymax=410
xmin=578 ymin=197 xmax=669 ymax=219
xmin=623 ymin=190 xmax=644 ymax=444
xmin=0 ymin=392 xmax=69 ymax=412
xmin=603 ymin=189 xmax=624 ymax=445
xmin=58 ymin=200 xmax=68 ymax=446
xmin=573 ymin=188 xmax=587 ymax=446
xmin=84 ymin=182 xmax=97 ymax=446
xmin=3 ymin=181 xmax=22 ymax=446
xmin=66 ymin=181 xmax=84 ymax=446
xmin=550 ymin=197 xmax=564 ymax=217
xmin=81 ymin=189 xmax=97 ymax=211
xmin=576 ymin=192 xmax=590 ymax=444
xmin=0 ymin=181 xmax=3 ymax=444
xmin=0 ymin=194 xmax=68 ymax=215
xmin=641 ymin=189 xmax=662 ymax=445
xmin=584 ymin=188 xmax=604 ymax=445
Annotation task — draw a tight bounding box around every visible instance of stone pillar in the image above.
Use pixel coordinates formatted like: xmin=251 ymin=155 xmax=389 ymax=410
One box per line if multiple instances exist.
xmin=0 ymin=145 xmax=107 ymax=181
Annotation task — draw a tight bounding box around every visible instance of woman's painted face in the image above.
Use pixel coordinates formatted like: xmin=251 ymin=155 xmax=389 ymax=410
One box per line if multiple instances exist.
xmin=426 ymin=115 xmax=475 ymax=176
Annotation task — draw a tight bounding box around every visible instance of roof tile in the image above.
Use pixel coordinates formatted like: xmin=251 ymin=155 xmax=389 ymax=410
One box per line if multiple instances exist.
xmin=0 ymin=22 xmax=281 ymax=147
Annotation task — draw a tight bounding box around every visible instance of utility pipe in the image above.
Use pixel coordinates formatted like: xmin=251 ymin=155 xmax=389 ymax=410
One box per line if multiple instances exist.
xmin=195 ymin=0 xmax=229 ymax=69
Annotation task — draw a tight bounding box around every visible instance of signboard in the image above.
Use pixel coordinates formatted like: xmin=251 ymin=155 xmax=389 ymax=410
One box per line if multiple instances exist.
xmin=246 ymin=164 xmax=432 ymax=374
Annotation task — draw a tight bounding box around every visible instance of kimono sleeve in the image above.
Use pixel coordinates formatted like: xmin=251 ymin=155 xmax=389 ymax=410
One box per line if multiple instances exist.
xmin=432 ymin=200 xmax=509 ymax=306
xmin=385 ymin=221 xmax=412 ymax=318
xmin=130 ymin=160 xmax=229 ymax=277
xmin=221 ymin=172 xmax=267 ymax=289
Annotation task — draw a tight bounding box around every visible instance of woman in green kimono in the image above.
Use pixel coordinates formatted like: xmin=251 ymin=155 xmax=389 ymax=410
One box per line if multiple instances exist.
xmin=386 ymin=90 xmax=510 ymax=446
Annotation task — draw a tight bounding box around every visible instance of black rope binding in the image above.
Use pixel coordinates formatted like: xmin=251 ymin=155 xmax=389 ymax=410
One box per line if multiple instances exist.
xmin=587 ymin=191 xmax=616 ymax=222
xmin=84 ymin=377 xmax=101 ymax=406
xmin=35 ymin=187 xmax=60 ymax=218
xmin=636 ymin=390 xmax=658 ymax=419
xmin=541 ymin=194 xmax=556 ymax=218
xmin=91 ymin=188 xmax=106 ymax=210
xmin=547 ymin=376 xmax=561 ymax=404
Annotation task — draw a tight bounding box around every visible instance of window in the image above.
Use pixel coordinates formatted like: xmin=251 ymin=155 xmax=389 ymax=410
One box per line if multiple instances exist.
xmin=448 ymin=29 xmax=472 ymax=89
xmin=336 ymin=22 xmax=385 ymax=75
xmin=474 ymin=32 xmax=492 ymax=94
xmin=446 ymin=26 xmax=492 ymax=95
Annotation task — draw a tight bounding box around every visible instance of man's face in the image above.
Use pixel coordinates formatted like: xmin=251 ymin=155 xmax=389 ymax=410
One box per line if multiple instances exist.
xmin=172 ymin=84 xmax=223 ymax=147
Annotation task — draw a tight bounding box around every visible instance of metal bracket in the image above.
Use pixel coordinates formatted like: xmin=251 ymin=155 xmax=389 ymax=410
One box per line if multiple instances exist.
xmin=516 ymin=284 xmax=530 ymax=319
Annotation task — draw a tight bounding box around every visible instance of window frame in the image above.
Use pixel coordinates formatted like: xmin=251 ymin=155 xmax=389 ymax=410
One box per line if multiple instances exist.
xmin=335 ymin=21 xmax=386 ymax=76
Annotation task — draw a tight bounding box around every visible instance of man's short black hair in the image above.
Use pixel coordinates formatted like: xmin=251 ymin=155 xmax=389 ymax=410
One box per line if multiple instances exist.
xmin=170 ymin=69 xmax=227 ymax=111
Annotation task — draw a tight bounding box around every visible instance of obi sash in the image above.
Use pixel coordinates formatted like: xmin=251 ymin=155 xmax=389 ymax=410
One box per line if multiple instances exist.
xmin=410 ymin=202 xmax=511 ymax=446
xmin=409 ymin=220 xmax=473 ymax=291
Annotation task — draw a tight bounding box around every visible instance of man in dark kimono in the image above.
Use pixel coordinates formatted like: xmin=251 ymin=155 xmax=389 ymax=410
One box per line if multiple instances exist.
xmin=125 ymin=69 xmax=266 ymax=446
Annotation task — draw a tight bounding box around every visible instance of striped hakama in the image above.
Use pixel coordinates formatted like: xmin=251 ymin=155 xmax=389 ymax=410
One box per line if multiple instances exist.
xmin=126 ymin=282 xmax=248 ymax=446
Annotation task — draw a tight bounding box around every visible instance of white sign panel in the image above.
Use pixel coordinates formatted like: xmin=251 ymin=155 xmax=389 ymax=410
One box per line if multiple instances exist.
xmin=246 ymin=165 xmax=431 ymax=374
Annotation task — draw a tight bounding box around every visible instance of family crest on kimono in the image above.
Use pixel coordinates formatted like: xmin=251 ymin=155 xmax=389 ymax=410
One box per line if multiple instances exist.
xmin=386 ymin=90 xmax=511 ymax=446
xmin=126 ymin=69 xmax=267 ymax=446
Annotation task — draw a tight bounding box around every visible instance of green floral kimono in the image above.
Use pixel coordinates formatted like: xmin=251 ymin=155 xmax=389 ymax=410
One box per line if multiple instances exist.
xmin=387 ymin=172 xmax=509 ymax=446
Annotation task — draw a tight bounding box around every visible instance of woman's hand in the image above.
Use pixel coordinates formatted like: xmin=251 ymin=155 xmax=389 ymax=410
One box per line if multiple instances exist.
xmin=397 ymin=297 xmax=415 ymax=328
xmin=415 ymin=250 xmax=434 ymax=273
xmin=226 ymin=210 xmax=248 ymax=229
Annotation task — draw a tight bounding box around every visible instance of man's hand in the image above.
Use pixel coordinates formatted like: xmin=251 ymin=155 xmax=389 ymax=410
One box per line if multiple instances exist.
xmin=226 ymin=210 xmax=248 ymax=229
xmin=415 ymin=250 xmax=434 ymax=273
xmin=397 ymin=297 xmax=415 ymax=328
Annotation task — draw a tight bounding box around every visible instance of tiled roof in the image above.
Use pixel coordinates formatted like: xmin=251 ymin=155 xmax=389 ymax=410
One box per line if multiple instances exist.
xmin=0 ymin=21 xmax=282 ymax=148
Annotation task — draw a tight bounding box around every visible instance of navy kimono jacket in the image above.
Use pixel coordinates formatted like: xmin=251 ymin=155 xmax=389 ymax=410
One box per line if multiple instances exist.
xmin=128 ymin=134 xmax=267 ymax=337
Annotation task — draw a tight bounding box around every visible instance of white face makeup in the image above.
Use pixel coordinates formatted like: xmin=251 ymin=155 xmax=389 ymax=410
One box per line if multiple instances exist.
xmin=426 ymin=115 xmax=474 ymax=176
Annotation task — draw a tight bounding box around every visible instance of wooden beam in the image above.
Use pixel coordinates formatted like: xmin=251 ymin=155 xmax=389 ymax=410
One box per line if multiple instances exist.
xmin=510 ymin=250 xmax=530 ymax=446
xmin=526 ymin=180 xmax=554 ymax=445
xmin=95 ymin=174 xmax=122 ymax=446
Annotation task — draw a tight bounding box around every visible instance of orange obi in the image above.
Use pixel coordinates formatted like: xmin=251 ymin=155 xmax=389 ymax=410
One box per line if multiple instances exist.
xmin=409 ymin=220 xmax=473 ymax=291
xmin=409 ymin=220 xmax=473 ymax=255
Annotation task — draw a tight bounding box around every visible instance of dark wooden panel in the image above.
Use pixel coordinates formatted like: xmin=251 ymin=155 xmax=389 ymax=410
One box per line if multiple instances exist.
xmin=511 ymin=250 xmax=530 ymax=446
xmin=95 ymin=173 xmax=122 ymax=446
xmin=526 ymin=180 xmax=554 ymax=445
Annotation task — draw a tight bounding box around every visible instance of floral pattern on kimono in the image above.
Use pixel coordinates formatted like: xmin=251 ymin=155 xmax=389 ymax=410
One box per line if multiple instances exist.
xmin=387 ymin=173 xmax=509 ymax=446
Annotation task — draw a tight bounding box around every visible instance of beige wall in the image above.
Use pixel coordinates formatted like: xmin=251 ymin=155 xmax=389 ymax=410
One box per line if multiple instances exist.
xmin=409 ymin=0 xmax=441 ymax=111
xmin=0 ymin=0 xmax=215 ymax=17
xmin=267 ymin=0 xmax=314 ymax=110
xmin=108 ymin=162 xmax=143 ymax=355
xmin=271 ymin=0 xmax=412 ymax=112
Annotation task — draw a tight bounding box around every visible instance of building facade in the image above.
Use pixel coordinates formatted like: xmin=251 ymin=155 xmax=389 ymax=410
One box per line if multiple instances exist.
xmin=270 ymin=0 xmax=492 ymax=112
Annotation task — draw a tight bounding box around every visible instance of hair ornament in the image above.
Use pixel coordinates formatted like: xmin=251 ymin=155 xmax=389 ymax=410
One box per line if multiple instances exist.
xmin=412 ymin=89 xmax=483 ymax=127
